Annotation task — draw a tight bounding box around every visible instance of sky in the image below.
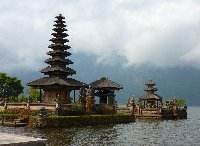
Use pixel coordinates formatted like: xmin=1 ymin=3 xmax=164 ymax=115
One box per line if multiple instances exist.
xmin=1 ymin=0 xmax=200 ymax=72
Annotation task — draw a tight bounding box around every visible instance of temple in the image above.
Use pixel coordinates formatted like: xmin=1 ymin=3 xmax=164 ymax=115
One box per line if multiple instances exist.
xmin=29 ymin=14 xmax=85 ymax=104
xmin=133 ymin=80 xmax=187 ymax=119
xmin=2 ymin=14 xmax=189 ymax=128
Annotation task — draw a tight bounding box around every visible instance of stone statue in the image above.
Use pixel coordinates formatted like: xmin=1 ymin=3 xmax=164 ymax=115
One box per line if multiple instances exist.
xmin=137 ymin=96 xmax=142 ymax=108
xmin=77 ymin=87 xmax=87 ymax=107
xmin=86 ymin=86 xmax=94 ymax=112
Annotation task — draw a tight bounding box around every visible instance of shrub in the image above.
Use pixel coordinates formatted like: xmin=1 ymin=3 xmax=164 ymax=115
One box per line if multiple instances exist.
xmin=32 ymin=114 xmax=135 ymax=128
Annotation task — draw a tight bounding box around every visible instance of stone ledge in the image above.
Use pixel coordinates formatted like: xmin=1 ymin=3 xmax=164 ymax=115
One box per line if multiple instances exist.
xmin=0 ymin=133 xmax=46 ymax=146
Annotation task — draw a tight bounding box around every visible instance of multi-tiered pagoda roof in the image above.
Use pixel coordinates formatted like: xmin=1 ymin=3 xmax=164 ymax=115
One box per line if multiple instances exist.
xmin=142 ymin=80 xmax=162 ymax=100
xmin=29 ymin=14 xmax=85 ymax=89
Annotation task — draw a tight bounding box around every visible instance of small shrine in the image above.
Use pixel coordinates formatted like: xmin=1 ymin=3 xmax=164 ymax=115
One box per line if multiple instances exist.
xmin=90 ymin=77 xmax=123 ymax=104
xmin=141 ymin=80 xmax=163 ymax=108
xmin=89 ymin=77 xmax=123 ymax=114
xmin=133 ymin=80 xmax=187 ymax=119
xmin=29 ymin=14 xmax=85 ymax=105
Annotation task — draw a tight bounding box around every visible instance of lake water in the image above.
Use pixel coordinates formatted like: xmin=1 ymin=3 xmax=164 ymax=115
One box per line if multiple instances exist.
xmin=0 ymin=107 xmax=200 ymax=146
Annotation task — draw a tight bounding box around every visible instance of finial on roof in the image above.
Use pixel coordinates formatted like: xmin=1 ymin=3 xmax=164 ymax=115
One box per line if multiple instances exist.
xmin=100 ymin=77 xmax=108 ymax=80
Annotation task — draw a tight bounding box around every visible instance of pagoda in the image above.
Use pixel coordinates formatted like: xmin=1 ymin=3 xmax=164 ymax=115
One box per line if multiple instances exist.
xmin=133 ymin=80 xmax=187 ymax=119
xmin=29 ymin=14 xmax=85 ymax=104
xmin=141 ymin=80 xmax=162 ymax=108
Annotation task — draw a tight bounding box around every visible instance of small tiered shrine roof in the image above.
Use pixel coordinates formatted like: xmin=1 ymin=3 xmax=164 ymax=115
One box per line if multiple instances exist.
xmin=90 ymin=77 xmax=123 ymax=90
xmin=141 ymin=80 xmax=162 ymax=100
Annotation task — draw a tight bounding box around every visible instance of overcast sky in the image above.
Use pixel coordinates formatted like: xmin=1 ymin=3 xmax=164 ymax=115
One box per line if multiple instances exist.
xmin=1 ymin=0 xmax=200 ymax=72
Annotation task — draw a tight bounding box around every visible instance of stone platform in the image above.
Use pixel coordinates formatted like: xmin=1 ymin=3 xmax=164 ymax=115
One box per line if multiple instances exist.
xmin=0 ymin=133 xmax=46 ymax=146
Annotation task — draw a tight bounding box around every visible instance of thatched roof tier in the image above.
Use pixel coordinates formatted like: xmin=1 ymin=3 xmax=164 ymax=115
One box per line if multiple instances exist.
xmin=90 ymin=78 xmax=123 ymax=90
xmin=29 ymin=77 xmax=85 ymax=89
xmin=45 ymin=57 xmax=73 ymax=65
xmin=55 ymin=14 xmax=65 ymax=19
xmin=54 ymin=19 xmax=65 ymax=23
xmin=48 ymin=44 xmax=71 ymax=50
xmin=141 ymin=93 xmax=162 ymax=100
xmin=51 ymin=32 xmax=68 ymax=38
xmin=144 ymin=87 xmax=158 ymax=92
xmin=53 ymin=23 xmax=66 ymax=27
xmin=52 ymin=28 xmax=67 ymax=32
xmin=41 ymin=66 xmax=76 ymax=75
xmin=47 ymin=50 xmax=71 ymax=56
xmin=145 ymin=80 xmax=156 ymax=86
xmin=49 ymin=38 xmax=69 ymax=43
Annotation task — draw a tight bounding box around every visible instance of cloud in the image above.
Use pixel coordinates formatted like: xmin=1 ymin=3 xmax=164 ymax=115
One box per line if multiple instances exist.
xmin=0 ymin=0 xmax=200 ymax=72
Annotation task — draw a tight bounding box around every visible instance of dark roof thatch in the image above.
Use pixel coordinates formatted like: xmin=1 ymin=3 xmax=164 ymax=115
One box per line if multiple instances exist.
xmin=145 ymin=80 xmax=156 ymax=86
xmin=144 ymin=87 xmax=158 ymax=92
xmin=90 ymin=78 xmax=123 ymax=90
xmin=45 ymin=57 xmax=73 ymax=64
xmin=55 ymin=14 xmax=65 ymax=19
xmin=49 ymin=38 xmax=69 ymax=43
xmin=29 ymin=77 xmax=86 ymax=89
xmin=141 ymin=93 xmax=162 ymax=100
xmin=47 ymin=50 xmax=71 ymax=56
xmin=51 ymin=32 xmax=68 ymax=38
xmin=48 ymin=44 xmax=70 ymax=50
xmin=41 ymin=66 xmax=76 ymax=75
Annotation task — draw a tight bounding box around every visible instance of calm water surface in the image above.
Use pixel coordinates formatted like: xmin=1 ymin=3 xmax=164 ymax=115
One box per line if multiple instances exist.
xmin=0 ymin=107 xmax=200 ymax=146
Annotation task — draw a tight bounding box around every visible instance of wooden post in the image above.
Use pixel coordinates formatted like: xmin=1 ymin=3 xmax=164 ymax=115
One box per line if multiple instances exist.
xmin=73 ymin=90 xmax=76 ymax=103
xmin=157 ymin=100 xmax=159 ymax=108
xmin=39 ymin=88 xmax=42 ymax=102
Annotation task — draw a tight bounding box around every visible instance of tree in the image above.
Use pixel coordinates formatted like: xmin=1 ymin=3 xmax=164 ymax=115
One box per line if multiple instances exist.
xmin=0 ymin=72 xmax=24 ymax=100
xmin=176 ymin=98 xmax=186 ymax=109
xmin=18 ymin=94 xmax=28 ymax=102
xmin=27 ymin=87 xmax=40 ymax=102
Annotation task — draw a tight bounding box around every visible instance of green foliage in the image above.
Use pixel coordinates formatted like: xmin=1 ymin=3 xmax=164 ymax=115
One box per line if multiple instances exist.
xmin=0 ymin=110 xmax=15 ymax=117
xmin=0 ymin=114 xmax=13 ymax=117
xmin=100 ymin=77 xmax=108 ymax=80
xmin=34 ymin=114 xmax=135 ymax=128
xmin=29 ymin=111 xmax=39 ymax=116
xmin=28 ymin=87 xmax=40 ymax=102
xmin=176 ymin=98 xmax=186 ymax=108
xmin=0 ymin=110 xmax=5 ymax=114
xmin=164 ymin=97 xmax=186 ymax=109
xmin=164 ymin=98 xmax=171 ymax=102
xmin=18 ymin=94 xmax=28 ymax=102
xmin=93 ymin=105 xmax=116 ymax=114
xmin=71 ymin=104 xmax=85 ymax=115
xmin=0 ymin=72 xmax=24 ymax=100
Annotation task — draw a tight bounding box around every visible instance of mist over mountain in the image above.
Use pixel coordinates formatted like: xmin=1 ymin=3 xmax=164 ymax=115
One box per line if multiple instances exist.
xmin=10 ymin=53 xmax=200 ymax=106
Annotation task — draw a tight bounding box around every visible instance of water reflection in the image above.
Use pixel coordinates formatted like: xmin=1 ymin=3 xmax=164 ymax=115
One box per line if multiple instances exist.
xmin=26 ymin=125 xmax=117 ymax=146
xmin=1 ymin=107 xmax=200 ymax=146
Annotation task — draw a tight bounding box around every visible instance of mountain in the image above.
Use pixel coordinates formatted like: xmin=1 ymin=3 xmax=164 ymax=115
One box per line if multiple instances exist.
xmin=10 ymin=52 xmax=200 ymax=106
